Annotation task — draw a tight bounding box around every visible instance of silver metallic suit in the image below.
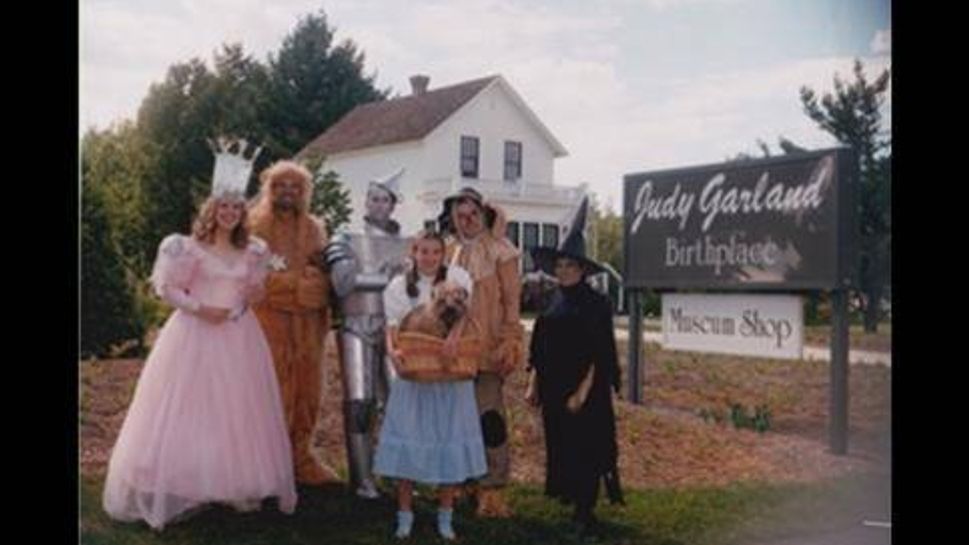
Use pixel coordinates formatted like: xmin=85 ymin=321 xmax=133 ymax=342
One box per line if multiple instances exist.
xmin=323 ymin=218 xmax=410 ymax=498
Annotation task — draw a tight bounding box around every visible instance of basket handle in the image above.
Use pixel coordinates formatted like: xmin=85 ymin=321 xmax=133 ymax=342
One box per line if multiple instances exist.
xmin=463 ymin=316 xmax=483 ymax=337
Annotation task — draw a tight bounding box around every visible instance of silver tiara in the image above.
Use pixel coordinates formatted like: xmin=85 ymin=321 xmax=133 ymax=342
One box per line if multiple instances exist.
xmin=208 ymin=137 xmax=263 ymax=199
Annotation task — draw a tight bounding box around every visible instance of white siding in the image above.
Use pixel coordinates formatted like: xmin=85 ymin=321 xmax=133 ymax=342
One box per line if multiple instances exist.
xmin=424 ymin=83 xmax=555 ymax=186
xmin=320 ymin=141 xmax=425 ymax=233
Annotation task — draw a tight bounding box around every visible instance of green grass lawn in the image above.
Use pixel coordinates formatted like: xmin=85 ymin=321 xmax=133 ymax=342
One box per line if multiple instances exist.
xmin=80 ymin=470 xmax=887 ymax=545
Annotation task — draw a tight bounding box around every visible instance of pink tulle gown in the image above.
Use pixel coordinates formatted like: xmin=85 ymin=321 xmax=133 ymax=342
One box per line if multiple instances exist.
xmin=102 ymin=234 xmax=297 ymax=530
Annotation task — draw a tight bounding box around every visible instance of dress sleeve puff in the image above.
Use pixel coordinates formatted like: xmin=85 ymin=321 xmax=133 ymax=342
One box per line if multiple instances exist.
xmin=150 ymin=234 xmax=202 ymax=312
xmin=382 ymin=274 xmax=414 ymax=328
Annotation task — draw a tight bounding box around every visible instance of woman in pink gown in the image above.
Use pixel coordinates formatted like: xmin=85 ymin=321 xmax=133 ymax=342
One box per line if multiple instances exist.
xmin=102 ymin=192 xmax=297 ymax=530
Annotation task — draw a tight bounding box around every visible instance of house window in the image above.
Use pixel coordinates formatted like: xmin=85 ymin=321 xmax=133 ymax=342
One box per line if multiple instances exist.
xmin=522 ymin=222 xmax=539 ymax=271
xmin=424 ymin=219 xmax=438 ymax=233
xmin=506 ymin=221 xmax=520 ymax=248
xmin=504 ymin=141 xmax=522 ymax=181
xmin=461 ymin=136 xmax=479 ymax=178
xmin=542 ymin=223 xmax=559 ymax=249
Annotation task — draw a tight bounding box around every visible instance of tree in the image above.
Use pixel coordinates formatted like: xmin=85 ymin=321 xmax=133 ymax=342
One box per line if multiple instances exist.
xmin=134 ymin=43 xmax=277 ymax=246
xmin=81 ymin=163 xmax=145 ymax=358
xmin=800 ymin=59 xmax=891 ymax=332
xmin=301 ymin=154 xmax=352 ymax=232
xmin=207 ymin=43 xmax=279 ymax=196
xmin=137 ymin=58 xmax=220 ymax=248
xmin=81 ymin=123 xmax=156 ymax=278
xmin=265 ymin=9 xmax=389 ymax=157
xmin=81 ymin=124 xmax=171 ymax=356
xmin=588 ymin=195 xmax=624 ymax=273
xmin=210 ymin=44 xmax=272 ymax=138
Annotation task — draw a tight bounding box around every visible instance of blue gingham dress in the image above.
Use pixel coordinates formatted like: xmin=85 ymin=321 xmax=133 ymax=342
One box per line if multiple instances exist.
xmin=373 ymin=267 xmax=487 ymax=484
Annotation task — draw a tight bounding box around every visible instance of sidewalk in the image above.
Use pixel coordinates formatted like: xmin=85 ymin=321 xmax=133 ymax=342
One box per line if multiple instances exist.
xmin=520 ymin=318 xmax=892 ymax=366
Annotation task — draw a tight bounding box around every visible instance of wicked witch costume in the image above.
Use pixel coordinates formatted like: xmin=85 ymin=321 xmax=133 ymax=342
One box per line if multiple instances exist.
xmin=528 ymin=197 xmax=624 ymax=531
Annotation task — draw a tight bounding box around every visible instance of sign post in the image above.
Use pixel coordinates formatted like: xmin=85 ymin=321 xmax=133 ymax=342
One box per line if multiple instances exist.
xmin=830 ymin=289 xmax=849 ymax=454
xmin=626 ymin=290 xmax=643 ymax=404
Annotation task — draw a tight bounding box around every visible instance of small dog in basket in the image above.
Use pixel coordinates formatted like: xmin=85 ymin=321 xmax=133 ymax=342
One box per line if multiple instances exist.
xmin=398 ymin=280 xmax=469 ymax=339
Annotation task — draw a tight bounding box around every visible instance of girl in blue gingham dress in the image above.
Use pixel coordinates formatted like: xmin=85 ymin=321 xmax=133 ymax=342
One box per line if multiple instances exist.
xmin=374 ymin=230 xmax=486 ymax=541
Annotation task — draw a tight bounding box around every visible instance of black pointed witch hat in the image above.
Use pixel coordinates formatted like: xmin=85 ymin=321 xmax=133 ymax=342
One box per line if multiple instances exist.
xmin=530 ymin=196 xmax=605 ymax=275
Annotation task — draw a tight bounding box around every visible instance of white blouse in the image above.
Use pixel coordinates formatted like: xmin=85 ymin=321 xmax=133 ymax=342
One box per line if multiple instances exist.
xmin=383 ymin=265 xmax=474 ymax=327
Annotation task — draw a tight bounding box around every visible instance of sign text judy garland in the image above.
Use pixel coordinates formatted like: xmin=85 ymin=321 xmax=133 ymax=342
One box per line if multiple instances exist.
xmin=623 ymin=149 xmax=855 ymax=290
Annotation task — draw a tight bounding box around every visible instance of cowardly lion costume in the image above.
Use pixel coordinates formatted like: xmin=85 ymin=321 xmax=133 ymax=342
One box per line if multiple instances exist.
xmin=248 ymin=160 xmax=333 ymax=485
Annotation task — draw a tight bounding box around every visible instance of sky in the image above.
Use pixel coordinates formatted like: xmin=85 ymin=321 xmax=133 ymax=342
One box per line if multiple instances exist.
xmin=80 ymin=0 xmax=891 ymax=210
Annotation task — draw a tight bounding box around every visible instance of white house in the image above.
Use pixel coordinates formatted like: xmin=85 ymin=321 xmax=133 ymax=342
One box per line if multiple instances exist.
xmin=297 ymin=74 xmax=585 ymax=272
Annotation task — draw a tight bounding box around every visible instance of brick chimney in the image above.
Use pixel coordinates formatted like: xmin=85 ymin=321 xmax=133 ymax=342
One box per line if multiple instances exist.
xmin=409 ymin=74 xmax=430 ymax=96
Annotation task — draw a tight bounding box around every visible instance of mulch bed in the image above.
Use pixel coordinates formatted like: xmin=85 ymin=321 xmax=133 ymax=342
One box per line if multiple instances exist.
xmin=81 ymin=333 xmax=889 ymax=489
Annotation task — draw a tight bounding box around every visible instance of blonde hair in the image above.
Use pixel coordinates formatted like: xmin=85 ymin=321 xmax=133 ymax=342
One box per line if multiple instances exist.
xmin=192 ymin=196 xmax=250 ymax=248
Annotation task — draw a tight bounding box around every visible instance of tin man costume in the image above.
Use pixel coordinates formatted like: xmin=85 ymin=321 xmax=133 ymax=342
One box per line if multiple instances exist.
xmin=322 ymin=168 xmax=411 ymax=498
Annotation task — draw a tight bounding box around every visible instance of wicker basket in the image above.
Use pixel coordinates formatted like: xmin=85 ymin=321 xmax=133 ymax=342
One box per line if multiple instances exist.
xmin=395 ymin=331 xmax=482 ymax=382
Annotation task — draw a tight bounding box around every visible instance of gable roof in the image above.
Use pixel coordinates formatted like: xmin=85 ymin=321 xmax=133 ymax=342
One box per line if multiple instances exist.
xmin=297 ymin=75 xmax=568 ymax=159
xmin=297 ymin=76 xmax=497 ymax=158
